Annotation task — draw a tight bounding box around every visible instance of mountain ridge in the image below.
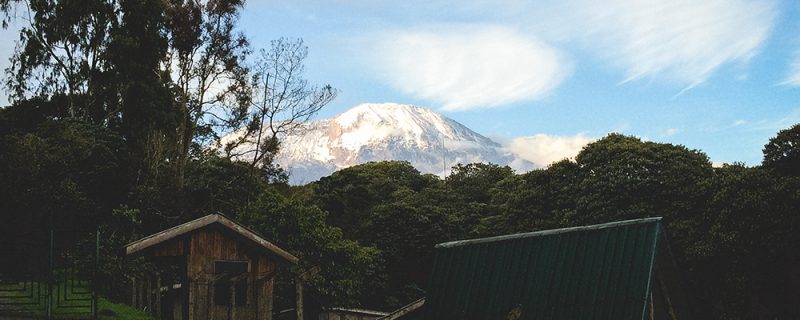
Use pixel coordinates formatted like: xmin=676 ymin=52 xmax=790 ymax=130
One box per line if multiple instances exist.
xmin=223 ymin=103 xmax=532 ymax=184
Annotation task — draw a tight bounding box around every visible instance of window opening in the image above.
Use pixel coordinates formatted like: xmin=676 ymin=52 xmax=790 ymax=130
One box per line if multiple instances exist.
xmin=214 ymin=261 xmax=248 ymax=306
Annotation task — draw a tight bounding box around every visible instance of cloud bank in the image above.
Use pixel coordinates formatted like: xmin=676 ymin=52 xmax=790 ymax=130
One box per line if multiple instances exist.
xmin=507 ymin=133 xmax=594 ymax=168
xmin=371 ymin=25 xmax=569 ymax=111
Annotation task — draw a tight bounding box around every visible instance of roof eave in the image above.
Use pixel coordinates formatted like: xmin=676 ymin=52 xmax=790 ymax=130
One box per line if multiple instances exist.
xmin=124 ymin=214 xmax=299 ymax=264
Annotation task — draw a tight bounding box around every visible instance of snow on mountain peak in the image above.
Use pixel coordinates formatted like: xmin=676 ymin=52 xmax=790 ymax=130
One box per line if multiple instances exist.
xmin=328 ymin=103 xmax=482 ymax=152
xmin=222 ymin=103 xmax=527 ymax=184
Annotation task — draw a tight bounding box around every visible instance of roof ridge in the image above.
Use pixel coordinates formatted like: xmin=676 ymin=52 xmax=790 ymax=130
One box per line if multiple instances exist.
xmin=435 ymin=217 xmax=662 ymax=249
xmin=124 ymin=214 xmax=298 ymax=264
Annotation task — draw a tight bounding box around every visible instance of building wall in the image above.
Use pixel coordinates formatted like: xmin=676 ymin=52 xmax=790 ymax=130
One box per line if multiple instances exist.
xmin=182 ymin=227 xmax=277 ymax=320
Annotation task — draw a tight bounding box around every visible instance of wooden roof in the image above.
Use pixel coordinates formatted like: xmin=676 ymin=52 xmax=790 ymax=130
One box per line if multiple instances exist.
xmin=125 ymin=214 xmax=299 ymax=264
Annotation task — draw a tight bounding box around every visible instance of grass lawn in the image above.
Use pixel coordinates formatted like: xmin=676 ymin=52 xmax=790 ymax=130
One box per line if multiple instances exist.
xmin=97 ymin=297 xmax=154 ymax=320
xmin=0 ymin=278 xmax=153 ymax=320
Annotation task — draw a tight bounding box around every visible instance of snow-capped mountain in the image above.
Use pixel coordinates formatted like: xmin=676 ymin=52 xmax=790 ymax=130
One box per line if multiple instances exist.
xmin=224 ymin=103 xmax=530 ymax=184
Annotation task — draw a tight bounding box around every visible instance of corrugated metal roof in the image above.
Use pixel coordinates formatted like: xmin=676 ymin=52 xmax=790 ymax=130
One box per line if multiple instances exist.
xmin=423 ymin=218 xmax=662 ymax=320
xmin=325 ymin=307 xmax=389 ymax=316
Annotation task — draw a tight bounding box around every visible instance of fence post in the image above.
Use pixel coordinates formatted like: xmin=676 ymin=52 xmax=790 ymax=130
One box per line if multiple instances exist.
xmin=47 ymin=229 xmax=53 ymax=320
xmin=156 ymin=273 xmax=162 ymax=318
xmin=94 ymin=229 xmax=99 ymax=320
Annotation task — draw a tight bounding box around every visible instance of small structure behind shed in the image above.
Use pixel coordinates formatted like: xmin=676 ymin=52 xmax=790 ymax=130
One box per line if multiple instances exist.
xmin=125 ymin=214 xmax=299 ymax=320
xmin=317 ymin=307 xmax=388 ymax=320
xmin=377 ymin=298 xmax=424 ymax=320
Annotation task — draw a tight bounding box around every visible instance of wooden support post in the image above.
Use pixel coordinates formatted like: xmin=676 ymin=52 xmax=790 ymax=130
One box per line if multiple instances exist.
xmin=206 ymin=278 xmax=213 ymax=320
xmin=131 ymin=277 xmax=137 ymax=308
xmin=294 ymin=267 xmax=318 ymax=320
xmin=147 ymin=275 xmax=153 ymax=314
xmin=138 ymin=278 xmax=145 ymax=310
xmin=230 ymin=282 xmax=236 ymax=320
xmin=296 ymin=279 xmax=303 ymax=320
xmin=261 ymin=276 xmax=274 ymax=320
xmin=187 ymin=278 xmax=195 ymax=320
xmin=156 ymin=273 xmax=162 ymax=319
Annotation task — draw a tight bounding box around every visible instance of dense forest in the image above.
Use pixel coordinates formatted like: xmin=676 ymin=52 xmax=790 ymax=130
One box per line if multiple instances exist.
xmin=0 ymin=0 xmax=798 ymax=319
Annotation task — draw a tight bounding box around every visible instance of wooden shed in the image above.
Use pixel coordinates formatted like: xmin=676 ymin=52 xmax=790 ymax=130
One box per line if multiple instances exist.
xmin=125 ymin=214 xmax=299 ymax=320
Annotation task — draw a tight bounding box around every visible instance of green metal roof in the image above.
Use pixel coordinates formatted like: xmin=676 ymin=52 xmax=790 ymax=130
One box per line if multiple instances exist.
xmin=424 ymin=218 xmax=662 ymax=320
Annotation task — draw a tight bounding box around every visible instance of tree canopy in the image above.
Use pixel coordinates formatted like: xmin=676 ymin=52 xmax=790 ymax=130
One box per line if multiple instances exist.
xmin=763 ymin=123 xmax=800 ymax=176
xmin=0 ymin=1 xmax=798 ymax=318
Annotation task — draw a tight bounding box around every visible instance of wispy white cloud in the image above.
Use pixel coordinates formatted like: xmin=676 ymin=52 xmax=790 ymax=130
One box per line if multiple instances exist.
xmin=781 ymin=49 xmax=800 ymax=86
xmin=369 ymin=25 xmax=570 ymax=111
xmin=507 ymin=133 xmax=594 ymax=168
xmin=737 ymin=109 xmax=800 ymax=132
xmin=701 ymin=109 xmax=800 ymax=133
xmin=355 ymin=0 xmax=775 ymax=110
xmin=566 ymin=0 xmax=776 ymax=87
xmin=664 ymin=128 xmax=679 ymax=136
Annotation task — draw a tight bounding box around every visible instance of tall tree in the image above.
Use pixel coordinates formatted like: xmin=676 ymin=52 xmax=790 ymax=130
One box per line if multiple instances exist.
xmin=2 ymin=1 xmax=333 ymax=187
xmin=109 ymin=0 xmax=178 ymax=188
xmin=163 ymin=0 xmax=252 ymax=186
xmin=222 ymin=37 xmax=337 ymax=168
xmin=1 ymin=0 xmax=118 ymax=122
xmin=0 ymin=0 xmax=179 ymax=188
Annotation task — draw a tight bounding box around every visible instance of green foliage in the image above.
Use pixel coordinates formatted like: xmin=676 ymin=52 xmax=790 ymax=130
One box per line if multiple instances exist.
xmin=687 ymin=164 xmax=800 ymax=319
xmin=314 ymin=161 xmax=433 ymax=239
xmin=480 ymin=160 xmax=580 ymax=236
xmin=239 ymin=187 xmax=380 ymax=308
xmin=3 ymin=0 xmax=118 ymax=120
xmin=110 ymin=0 xmax=179 ymax=187
xmin=366 ymin=186 xmax=460 ymax=307
xmin=0 ymin=113 xmax=129 ymax=241
xmin=574 ymin=133 xmax=712 ymax=224
xmin=182 ymin=156 xmax=270 ymax=217
xmin=447 ymin=163 xmax=514 ymax=204
xmin=763 ymin=123 xmax=800 ymax=176
xmin=311 ymin=161 xmax=463 ymax=308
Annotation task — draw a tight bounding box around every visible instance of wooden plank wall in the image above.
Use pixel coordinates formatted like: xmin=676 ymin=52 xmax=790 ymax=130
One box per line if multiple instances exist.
xmin=185 ymin=227 xmax=277 ymax=320
xmin=130 ymin=273 xmax=162 ymax=318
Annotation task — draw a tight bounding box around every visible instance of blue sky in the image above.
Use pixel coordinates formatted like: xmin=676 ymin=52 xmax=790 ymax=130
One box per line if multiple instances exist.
xmin=235 ymin=0 xmax=800 ymax=167
xmin=2 ymin=0 xmax=799 ymax=167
